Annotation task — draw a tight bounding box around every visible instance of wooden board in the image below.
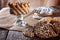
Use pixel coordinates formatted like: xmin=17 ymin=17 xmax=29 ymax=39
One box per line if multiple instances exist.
xmin=0 ymin=28 xmax=8 ymax=40
xmin=6 ymin=31 xmax=31 ymax=40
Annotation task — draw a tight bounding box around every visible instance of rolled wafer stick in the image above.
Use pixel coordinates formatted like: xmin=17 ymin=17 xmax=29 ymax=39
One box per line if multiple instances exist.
xmin=27 ymin=2 xmax=30 ymax=7
xmin=8 ymin=2 xmax=18 ymax=15
xmin=8 ymin=2 xmax=13 ymax=7
xmin=27 ymin=3 xmax=30 ymax=12
xmin=21 ymin=3 xmax=29 ymax=14
xmin=16 ymin=3 xmax=26 ymax=14
xmin=12 ymin=3 xmax=22 ymax=15
xmin=24 ymin=3 xmax=30 ymax=13
xmin=11 ymin=9 xmax=18 ymax=15
xmin=24 ymin=3 xmax=28 ymax=8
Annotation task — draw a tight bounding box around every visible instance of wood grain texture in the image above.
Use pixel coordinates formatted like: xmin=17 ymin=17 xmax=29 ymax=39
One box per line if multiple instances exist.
xmin=0 ymin=28 xmax=8 ymax=40
xmin=6 ymin=31 xmax=31 ymax=40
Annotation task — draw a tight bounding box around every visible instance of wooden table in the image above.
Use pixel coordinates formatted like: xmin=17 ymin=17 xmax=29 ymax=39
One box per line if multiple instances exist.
xmin=0 ymin=7 xmax=60 ymax=40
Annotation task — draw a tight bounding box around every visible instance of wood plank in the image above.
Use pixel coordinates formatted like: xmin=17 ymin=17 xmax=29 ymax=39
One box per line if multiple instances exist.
xmin=0 ymin=28 xmax=8 ymax=40
xmin=6 ymin=31 xmax=31 ymax=40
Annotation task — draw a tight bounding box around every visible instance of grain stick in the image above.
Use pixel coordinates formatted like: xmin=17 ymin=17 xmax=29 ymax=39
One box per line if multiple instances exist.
xmin=12 ymin=9 xmax=18 ymax=15
xmin=16 ymin=3 xmax=26 ymax=14
xmin=22 ymin=3 xmax=28 ymax=14
xmin=12 ymin=3 xmax=22 ymax=15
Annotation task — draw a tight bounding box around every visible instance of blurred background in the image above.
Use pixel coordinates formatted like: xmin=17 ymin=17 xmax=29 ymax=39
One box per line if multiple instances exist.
xmin=0 ymin=0 xmax=60 ymax=10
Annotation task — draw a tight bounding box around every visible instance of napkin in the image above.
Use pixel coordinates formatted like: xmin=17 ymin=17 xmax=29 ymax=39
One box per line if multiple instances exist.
xmin=0 ymin=7 xmax=16 ymax=28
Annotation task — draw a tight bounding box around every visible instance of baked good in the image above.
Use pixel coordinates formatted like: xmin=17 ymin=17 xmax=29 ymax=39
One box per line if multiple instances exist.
xmin=50 ymin=20 xmax=60 ymax=34
xmin=34 ymin=21 xmax=58 ymax=38
xmin=8 ymin=2 xmax=30 ymax=15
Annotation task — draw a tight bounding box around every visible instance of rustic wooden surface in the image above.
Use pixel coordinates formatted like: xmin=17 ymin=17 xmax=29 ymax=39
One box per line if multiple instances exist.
xmin=6 ymin=31 xmax=31 ymax=40
xmin=0 ymin=28 xmax=8 ymax=40
xmin=0 ymin=28 xmax=60 ymax=40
